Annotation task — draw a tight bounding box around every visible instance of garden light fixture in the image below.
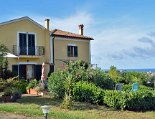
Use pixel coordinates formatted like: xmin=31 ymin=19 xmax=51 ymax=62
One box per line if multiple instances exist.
xmin=41 ymin=105 xmax=51 ymax=119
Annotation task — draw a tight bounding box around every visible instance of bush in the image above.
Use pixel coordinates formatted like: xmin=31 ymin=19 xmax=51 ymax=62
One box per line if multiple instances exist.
xmin=72 ymin=81 xmax=104 ymax=104
xmin=2 ymin=70 xmax=17 ymax=79
xmin=103 ymin=89 xmax=155 ymax=111
xmin=13 ymin=80 xmax=28 ymax=93
xmin=0 ymin=78 xmax=28 ymax=93
xmin=104 ymin=90 xmax=126 ymax=109
xmin=126 ymin=90 xmax=155 ymax=111
xmin=48 ymin=71 xmax=66 ymax=98
xmin=121 ymin=71 xmax=149 ymax=85
xmin=26 ymin=79 xmax=38 ymax=90
xmin=122 ymin=84 xmax=153 ymax=92
xmin=0 ymin=78 xmax=7 ymax=92
xmin=65 ymin=60 xmax=90 ymax=82
xmin=92 ymin=68 xmax=115 ymax=90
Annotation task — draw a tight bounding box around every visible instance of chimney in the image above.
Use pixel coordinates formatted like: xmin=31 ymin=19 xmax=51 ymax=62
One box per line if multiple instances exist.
xmin=45 ymin=19 xmax=50 ymax=30
xmin=79 ymin=24 xmax=84 ymax=35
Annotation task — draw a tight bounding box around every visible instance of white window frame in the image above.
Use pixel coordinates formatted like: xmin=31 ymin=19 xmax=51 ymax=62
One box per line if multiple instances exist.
xmin=17 ymin=32 xmax=37 ymax=55
xmin=67 ymin=44 xmax=78 ymax=57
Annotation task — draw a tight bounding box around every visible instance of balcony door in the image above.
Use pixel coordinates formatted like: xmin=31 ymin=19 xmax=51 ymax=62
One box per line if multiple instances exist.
xmin=19 ymin=33 xmax=35 ymax=55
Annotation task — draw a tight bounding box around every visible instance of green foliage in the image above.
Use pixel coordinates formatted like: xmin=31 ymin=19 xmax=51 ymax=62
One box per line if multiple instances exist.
xmin=48 ymin=71 xmax=66 ymax=98
xmin=104 ymin=90 xmax=127 ymax=109
xmin=92 ymin=68 xmax=115 ymax=90
xmin=47 ymin=61 xmax=155 ymax=111
xmin=2 ymin=70 xmax=17 ymax=79
xmin=0 ymin=43 xmax=9 ymax=65
xmin=64 ymin=60 xmax=90 ymax=82
xmin=108 ymin=66 xmax=118 ymax=81
xmin=121 ymin=71 xmax=149 ymax=85
xmin=61 ymin=93 xmax=73 ymax=109
xmin=72 ymin=81 xmax=104 ymax=104
xmin=125 ymin=90 xmax=155 ymax=111
xmin=103 ymin=89 xmax=155 ymax=111
xmin=26 ymin=79 xmax=38 ymax=90
xmin=0 ymin=78 xmax=28 ymax=93
xmin=3 ymin=88 xmax=13 ymax=96
xmin=147 ymin=75 xmax=155 ymax=88
xmin=0 ymin=43 xmax=9 ymax=77
xmin=48 ymin=60 xmax=91 ymax=98
xmin=122 ymin=84 xmax=153 ymax=92
xmin=13 ymin=80 xmax=28 ymax=93
xmin=0 ymin=78 xmax=7 ymax=91
xmin=61 ymin=75 xmax=74 ymax=109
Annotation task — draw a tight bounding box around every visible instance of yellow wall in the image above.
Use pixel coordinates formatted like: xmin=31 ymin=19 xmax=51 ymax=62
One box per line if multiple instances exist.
xmin=54 ymin=37 xmax=90 ymax=70
xmin=0 ymin=19 xmax=50 ymax=79
xmin=0 ymin=18 xmax=92 ymax=78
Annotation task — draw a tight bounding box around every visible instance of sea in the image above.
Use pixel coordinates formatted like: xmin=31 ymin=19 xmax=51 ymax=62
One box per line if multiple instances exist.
xmin=104 ymin=68 xmax=155 ymax=72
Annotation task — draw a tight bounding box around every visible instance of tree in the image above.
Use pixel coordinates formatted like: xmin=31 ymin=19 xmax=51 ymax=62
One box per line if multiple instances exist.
xmin=0 ymin=43 xmax=9 ymax=78
xmin=108 ymin=66 xmax=118 ymax=80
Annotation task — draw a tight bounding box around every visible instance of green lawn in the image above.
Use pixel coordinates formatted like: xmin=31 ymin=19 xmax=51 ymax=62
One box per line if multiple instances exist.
xmin=0 ymin=95 xmax=155 ymax=119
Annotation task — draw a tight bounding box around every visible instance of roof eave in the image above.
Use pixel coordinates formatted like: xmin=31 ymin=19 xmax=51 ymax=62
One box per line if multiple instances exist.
xmin=52 ymin=34 xmax=94 ymax=40
xmin=0 ymin=16 xmax=45 ymax=30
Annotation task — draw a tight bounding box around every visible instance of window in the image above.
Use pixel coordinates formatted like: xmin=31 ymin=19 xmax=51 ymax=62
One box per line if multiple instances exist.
xmin=18 ymin=33 xmax=35 ymax=55
xmin=67 ymin=45 xmax=78 ymax=57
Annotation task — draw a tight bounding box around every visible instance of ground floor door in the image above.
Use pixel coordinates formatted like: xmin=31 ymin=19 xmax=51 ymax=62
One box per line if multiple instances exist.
xmin=26 ymin=65 xmax=34 ymax=79
xmin=12 ymin=64 xmax=42 ymax=80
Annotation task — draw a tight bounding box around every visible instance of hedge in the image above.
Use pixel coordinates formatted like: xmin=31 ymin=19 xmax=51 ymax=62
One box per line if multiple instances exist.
xmin=103 ymin=89 xmax=155 ymax=111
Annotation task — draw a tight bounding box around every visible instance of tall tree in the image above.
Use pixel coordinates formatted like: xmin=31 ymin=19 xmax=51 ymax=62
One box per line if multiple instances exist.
xmin=108 ymin=65 xmax=118 ymax=81
xmin=0 ymin=43 xmax=9 ymax=77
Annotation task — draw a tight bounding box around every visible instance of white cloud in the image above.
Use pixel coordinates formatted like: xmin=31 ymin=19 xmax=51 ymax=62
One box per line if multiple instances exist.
xmin=91 ymin=19 xmax=155 ymax=69
xmin=5 ymin=12 xmax=155 ymax=69
xmin=28 ymin=12 xmax=94 ymax=34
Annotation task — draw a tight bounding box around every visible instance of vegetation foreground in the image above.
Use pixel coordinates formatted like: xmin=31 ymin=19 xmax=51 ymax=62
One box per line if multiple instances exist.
xmin=0 ymin=95 xmax=155 ymax=119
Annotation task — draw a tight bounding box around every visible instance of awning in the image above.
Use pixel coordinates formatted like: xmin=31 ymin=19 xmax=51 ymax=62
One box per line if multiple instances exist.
xmin=4 ymin=53 xmax=17 ymax=58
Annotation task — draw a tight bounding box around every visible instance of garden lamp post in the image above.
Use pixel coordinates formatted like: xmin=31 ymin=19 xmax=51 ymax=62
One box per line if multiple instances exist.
xmin=41 ymin=105 xmax=51 ymax=119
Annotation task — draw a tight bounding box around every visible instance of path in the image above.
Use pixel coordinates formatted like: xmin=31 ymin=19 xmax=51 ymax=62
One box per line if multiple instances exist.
xmin=0 ymin=112 xmax=43 ymax=119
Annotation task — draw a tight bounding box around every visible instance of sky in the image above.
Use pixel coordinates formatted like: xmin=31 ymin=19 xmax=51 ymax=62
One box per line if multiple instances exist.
xmin=1 ymin=0 xmax=155 ymax=69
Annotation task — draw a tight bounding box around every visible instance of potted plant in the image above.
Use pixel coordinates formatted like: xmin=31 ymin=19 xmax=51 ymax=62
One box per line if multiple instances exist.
xmin=26 ymin=79 xmax=38 ymax=95
xmin=34 ymin=83 xmax=47 ymax=96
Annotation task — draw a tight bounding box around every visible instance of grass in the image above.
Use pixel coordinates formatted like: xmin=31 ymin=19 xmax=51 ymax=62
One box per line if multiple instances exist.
xmin=0 ymin=95 xmax=155 ymax=119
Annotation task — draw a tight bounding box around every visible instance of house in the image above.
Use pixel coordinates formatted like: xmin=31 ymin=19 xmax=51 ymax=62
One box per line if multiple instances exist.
xmin=0 ymin=16 xmax=93 ymax=80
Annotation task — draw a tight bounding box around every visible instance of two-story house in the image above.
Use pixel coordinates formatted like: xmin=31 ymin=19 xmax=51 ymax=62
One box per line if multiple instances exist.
xmin=0 ymin=16 xmax=93 ymax=80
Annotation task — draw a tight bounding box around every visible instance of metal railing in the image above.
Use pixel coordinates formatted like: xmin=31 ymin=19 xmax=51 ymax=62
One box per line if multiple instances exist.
xmin=13 ymin=45 xmax=45 ymax=56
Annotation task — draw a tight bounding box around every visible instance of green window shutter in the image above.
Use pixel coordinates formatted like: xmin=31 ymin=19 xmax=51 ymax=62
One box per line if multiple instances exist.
xmin=74 ymin=46 xmax=78 ymax=57
xmin=35 ymin=65 xmax=42 ymax=80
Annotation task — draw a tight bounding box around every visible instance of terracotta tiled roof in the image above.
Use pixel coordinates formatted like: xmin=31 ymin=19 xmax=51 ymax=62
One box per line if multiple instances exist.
xmin=51 ymin=29 xmax=93 ymax=40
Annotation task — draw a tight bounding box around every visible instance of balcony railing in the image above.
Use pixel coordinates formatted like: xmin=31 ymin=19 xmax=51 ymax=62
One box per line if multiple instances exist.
xmin=13 ymin=45 xmax=45 ymax=56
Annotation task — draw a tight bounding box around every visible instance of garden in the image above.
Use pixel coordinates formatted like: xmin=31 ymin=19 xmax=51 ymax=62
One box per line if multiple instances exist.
xmin=0 ymin=58 xmax=155 ymax=118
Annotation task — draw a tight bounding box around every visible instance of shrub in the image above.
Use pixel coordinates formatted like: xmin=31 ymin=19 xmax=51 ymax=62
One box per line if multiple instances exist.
xmin=48 ymin=71 xmax=66 ymax=98
xmin=92 ymin=68 xmax=115 ymax=90
xmin=122 ymin=84 xmax=153 ymax=92
xmin=13 ymin=80 xmax=28 ymax=93
xmin=0 ymin=78 xmax=7 ymax=92
xmin=104 ymin=90 xmax=126 ymax=109
xmin=26 ymin=79 xmax=38 ymax=90
xmin=103 ymin=89 xmax=155 ymax=111
xmin=2 ymin=70 xmax=17 ymax=79
xmin=61 ymin=75 xmax=74 ymax=109
xmin=65 ymin=60 xmax=90 ymax=82
xmin=72 ymin=81 xmax=104 ymax=104
xmin=121 ymin=71 xmax=149 ymax=85
xmin=0 ymin=78 xmax=28 ymax=93
xmin=126 ymin=90 xmax=155 ymax=111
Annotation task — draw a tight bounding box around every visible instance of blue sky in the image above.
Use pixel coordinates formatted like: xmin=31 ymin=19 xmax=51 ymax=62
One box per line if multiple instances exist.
xmin=1 ymin=0 xmax=155 ymax=69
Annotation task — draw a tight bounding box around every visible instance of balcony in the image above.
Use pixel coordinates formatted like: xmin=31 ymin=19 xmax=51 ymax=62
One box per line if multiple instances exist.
xmin=13 ymin=45 xmax=45 ymax=56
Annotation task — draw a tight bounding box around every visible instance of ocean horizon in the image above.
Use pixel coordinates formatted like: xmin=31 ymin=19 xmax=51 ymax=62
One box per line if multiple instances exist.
xmin=103 ymin=68 xmax=155 ymax=72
